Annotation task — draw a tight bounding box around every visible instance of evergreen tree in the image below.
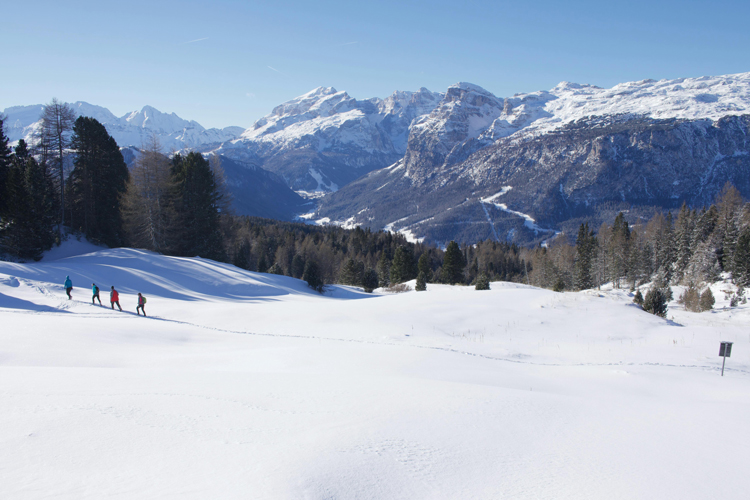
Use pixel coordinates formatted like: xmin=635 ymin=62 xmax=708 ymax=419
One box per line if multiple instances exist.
xmin=441 ymin=241 xmax=466 ymax=284
xmin=68 ymin=116 xmax=129 ymax=247
xmin=643 ymin=287 xmax=668 ymax=318
xmin=633 ymin=290 xmax=644 ymax=305
xmin=291 ymin=254 xmax=306 ymax=279
xmin=339 ymin=258 xmax=365 ymax=285
xmin=362 ymin=268 xmax=379 ymax=293
xmin=390 ymin=245 xmax=415 ymax=284
xmin=573 ymin=222 xmax=596 ymax=290
xmin=415 ymin=271 xmax=427 ymax=291
xmin=303 ymin=260 xmax=324 ymax=293
xmin=0 ymin=156 xmax=56 ymax=259
xmin=376 ymin=252 xmax=391 ymax=288
xmin=417 ymin=252 xmax=432 ymax=282
xmin=475 ymin=272 xmax=490 ymax=290
xmin=0 ymin=116 xmax=11 ymax=217
xmin=170 ymin=152 xmax=225 ymax=261
xmin=610 ymin=212 xmax=631 ymax=288
xmin=699 ymin=288 xmax=715 ymax=311
xmin=733 ymin=228 xmax=750 ymax=288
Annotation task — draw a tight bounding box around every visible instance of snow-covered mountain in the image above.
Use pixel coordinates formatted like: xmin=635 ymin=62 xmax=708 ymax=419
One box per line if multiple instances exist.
xmin=315 ymin=72 xmax=750 ymax=244
xmin=2 ymin=102 xmax=244 ymax=151
xmin=214 ymin=86 xmax=443 ymax=192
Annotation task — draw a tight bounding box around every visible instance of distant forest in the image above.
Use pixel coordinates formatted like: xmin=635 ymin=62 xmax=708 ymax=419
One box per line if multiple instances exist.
xmin=2 ymin=103 xmax=750 ymax=302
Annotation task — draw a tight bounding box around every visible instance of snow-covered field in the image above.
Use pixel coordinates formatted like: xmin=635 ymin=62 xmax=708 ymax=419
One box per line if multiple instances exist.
xmin=1 ymin=243 xmax=749 ymax=499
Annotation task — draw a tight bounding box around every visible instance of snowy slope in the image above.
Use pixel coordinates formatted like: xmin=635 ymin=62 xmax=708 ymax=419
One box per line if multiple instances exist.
xmin=2 ymin=102 xmax=243 ymax=151
xmin=480 ymin=72 xmax=750 ymax=141
xmin=1 ymin=244 xmax=749 ymax=499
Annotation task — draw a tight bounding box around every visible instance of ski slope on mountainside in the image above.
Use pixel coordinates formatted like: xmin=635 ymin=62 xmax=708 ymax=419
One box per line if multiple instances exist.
xmin=1 ymin=244 xmax=749 ymax=499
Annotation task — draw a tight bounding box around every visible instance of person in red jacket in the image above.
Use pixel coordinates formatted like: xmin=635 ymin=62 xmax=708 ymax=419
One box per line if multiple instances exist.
xmin=110 ymin=286 xmax=122 ymax=311
xmin=136 ymin=293 xmax=147 ymax=317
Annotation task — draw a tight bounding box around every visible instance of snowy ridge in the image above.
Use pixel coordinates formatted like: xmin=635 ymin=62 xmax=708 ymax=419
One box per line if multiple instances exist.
xmin=2 ymin=102 xmax=244 ymax=151
xmin=227 ymin=86 xmax=443 ymax=156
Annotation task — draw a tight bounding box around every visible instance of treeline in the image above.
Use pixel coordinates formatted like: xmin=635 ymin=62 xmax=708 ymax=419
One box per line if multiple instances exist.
xmin=526 ymin=183 xmax=750 ymax=295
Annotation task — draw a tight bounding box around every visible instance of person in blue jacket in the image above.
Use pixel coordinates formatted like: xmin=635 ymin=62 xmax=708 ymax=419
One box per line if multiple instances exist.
xmin=64 ymin=276 xmax=73 ymax=299
xmin=92 ymin=283 xmax=101 ymax=305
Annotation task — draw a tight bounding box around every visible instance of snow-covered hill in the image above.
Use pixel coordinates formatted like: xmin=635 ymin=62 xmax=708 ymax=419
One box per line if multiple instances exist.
xmin=1 ymin=245 xmax=749 ymax=498
xmin=2 ymin=102 xmax=243 ymax=151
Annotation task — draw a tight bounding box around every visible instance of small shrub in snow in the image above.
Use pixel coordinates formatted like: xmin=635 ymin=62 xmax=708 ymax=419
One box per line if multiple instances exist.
xmin=678 ymin=283 xmax=701 ymax=312
xmin=474 ymin=272 xmax=490 ymax=291
xmin=699 ymin=288 xmax=715 ymax=311
xmin=553 ymin=277 xmax=566 ymax=293
xmin=643 ymin=287 xmax=668 ymax=318
xmin=633 ymin=290 xmax=644 ymax=305
xmin=385 ymin=283 xmax=410 ymax=293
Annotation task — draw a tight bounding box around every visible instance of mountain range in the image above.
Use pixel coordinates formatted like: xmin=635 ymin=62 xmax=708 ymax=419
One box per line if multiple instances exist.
xmin=5 ymin=71 xmax=750 ymax=245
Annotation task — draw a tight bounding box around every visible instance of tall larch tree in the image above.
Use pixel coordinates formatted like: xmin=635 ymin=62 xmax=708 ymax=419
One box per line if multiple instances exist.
xmin=38 ymin=99 xmax=75 ymax=233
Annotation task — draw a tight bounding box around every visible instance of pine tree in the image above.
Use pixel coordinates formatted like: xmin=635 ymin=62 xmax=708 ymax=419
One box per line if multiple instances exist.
xmin=417 ymin=252 xmax=432 ymax=282
xmin=441 ymin=241 xmax=466 ymax=284
xmin=415 ymin=271 xmax=427 ymax=291
xmin=0 ymin=116 xmax=11 ymax=217
xmin=339 ymin=258 xmax=365 ymax=285
xmin=733 ymin=228 xmax=750 ymax=288
xmin=643 ymin=287 xmax=668 ymax=318
xmin=390 ymin=245 xmax=415 ymax=284
xmin=574 ymin=222 xmax=596 ymax=290
xmin=303 ymin=260 xmax=324 ymax=293
xmin=699 ymin=288 xmax=715 ymax=311
xmin=291 ymin=254 xmax=306 ymax=279
xmin=68 ymin=116 xmax=129 ymax=247
xmin=0 ymin=156 xmax=56 ymax=260
xmin=170 ymin=152 xmax=225 ymax=261
xmin=362 ymin=268 xmax=379 ymax=293
xmin=377 ymin=253 xmax=391 ymax=288
xmin=475 ymin=272 xmax=490 ymax=290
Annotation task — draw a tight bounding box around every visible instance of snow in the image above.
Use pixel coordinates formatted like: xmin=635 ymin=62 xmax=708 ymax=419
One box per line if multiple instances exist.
xmin=2 ymin=102 xmax=243 ymax=151
xmin=488 ymin=72 xmax=750 ymax=140
xmin=1 ymin=244 xmax=750 ymax=499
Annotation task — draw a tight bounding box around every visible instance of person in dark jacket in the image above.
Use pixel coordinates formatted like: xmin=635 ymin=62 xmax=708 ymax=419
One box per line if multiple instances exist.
xmin=92 ymin=283 xmax=101 ymax=305
xmin=110 ymin=286 xmax=122 ymax=311
xmin=64 ymin=276 xmax=72 ymax=299
xmin=136 ymin=293 xmax=147 ymax=316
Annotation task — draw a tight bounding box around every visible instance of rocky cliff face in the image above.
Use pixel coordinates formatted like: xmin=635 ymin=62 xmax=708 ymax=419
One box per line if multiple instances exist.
xmin=315 ymin=73 xmax=750 ymax=245
xmin=214 ymin=87 xmax=443 ymax=192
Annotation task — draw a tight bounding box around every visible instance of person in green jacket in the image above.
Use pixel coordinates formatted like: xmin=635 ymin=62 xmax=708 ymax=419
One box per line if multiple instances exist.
xmin=92 ymin=283 xmax=101 ymax=305
xmin=64 ymin=276 xmax=72 ymax=300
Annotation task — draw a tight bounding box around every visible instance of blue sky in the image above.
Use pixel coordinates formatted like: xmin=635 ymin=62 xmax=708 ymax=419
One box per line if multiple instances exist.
xmin=2 ymin=0 xmax=749 ymax=129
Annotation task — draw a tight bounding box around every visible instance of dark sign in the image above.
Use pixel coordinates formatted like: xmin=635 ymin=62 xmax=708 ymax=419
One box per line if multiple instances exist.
xmin=719 ymin=342 xmax=733 ymax=357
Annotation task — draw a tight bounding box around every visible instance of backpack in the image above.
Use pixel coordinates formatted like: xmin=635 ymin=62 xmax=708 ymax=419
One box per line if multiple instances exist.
xmin=142 ymin=296 xmax=147 ymax=304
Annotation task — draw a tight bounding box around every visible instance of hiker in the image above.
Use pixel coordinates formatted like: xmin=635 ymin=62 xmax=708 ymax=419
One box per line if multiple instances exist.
xmin=110 ymin=286 xmax=122 ymax=311
xmin=136 ymin=293 xmax=147 ymax=317
xmin=92 ymin=283 xmax=101 ymax=305
xmin=64 ymin=276 xmax=72 ymax=300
